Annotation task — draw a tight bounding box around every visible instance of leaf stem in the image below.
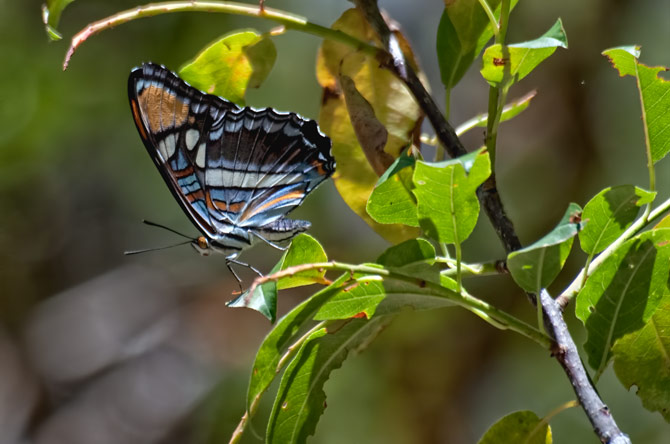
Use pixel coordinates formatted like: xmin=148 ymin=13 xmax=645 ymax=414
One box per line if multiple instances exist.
xmin=557 ymin=196 xmax=670 ymax=307
xmin=528 ymin=399 xmax=579 ymax=440
xmin=436 ymin=257 xmax=502 ymax=277
xmin=477 ymin=0 xmax=500 ymax=38
xmin=248 ymin=261 xmax=551 ymax=348
xmin=229 ymin=320 xmax=330 ymax=444
xmin=63 ymin=1 xmax=380 ymax=70
xmin=484 ymin=0 xmax=511 ymax=169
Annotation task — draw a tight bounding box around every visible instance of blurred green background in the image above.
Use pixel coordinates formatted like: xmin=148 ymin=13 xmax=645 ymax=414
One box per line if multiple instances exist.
xmin=1 ymin=1 xmax=669 ymax=443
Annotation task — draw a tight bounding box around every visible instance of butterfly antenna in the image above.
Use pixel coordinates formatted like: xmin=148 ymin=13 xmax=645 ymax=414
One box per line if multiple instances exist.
xmin=124 ymin=240 xmax=192 ymax=255
xmin=142 ymin=219 xmax=194 ymax=240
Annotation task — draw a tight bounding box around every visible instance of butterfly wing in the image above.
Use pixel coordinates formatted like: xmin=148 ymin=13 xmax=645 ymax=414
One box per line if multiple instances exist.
xmin=128 ymin=63 xmax=334 ymax=249
xmin=202 ymin=106 xmax=335 ymax=229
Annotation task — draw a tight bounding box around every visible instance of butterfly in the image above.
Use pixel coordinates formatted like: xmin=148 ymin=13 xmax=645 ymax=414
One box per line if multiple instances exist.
xmin=128 ymin=62 xmax=335 ymax=283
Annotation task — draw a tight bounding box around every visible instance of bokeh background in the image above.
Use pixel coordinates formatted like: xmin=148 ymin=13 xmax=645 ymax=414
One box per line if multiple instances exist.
xmin=1 ymin=1 xmax=669 ymax=443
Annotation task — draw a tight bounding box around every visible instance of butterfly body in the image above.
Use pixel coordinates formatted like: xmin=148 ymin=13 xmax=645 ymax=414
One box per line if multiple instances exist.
xmin=128 ymin=63 xmax=334 ymax=261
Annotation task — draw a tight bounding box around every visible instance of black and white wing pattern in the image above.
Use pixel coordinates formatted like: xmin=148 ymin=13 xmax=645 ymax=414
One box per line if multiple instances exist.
xmin=128 ymin=62 xmax=335 ymax=257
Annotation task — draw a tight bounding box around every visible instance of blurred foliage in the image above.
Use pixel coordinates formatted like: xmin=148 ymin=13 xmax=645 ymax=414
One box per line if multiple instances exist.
xmin=1 ymin=1 xmax=669 ymax=443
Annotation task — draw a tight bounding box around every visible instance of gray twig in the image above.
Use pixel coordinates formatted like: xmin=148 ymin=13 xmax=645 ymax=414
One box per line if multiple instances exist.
xmin=353 ymin=1 xmax=631 ymax=443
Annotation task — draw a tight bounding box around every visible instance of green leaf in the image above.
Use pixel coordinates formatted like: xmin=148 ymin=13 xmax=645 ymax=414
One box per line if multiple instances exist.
xmin=580 ymin=185 xmax=656 ymax=255
xmin=366 ymin=154 xmax=419 ymax=226
xmin=275 ymin=234 xmax=328 ymax=290
xmin=655 ymin=214 xmax=670 ymax=229
xmin=612 ymin=296 xmax=670 ymax=422
xmin=266 ymin=317 xmax=392 ymax=444
xmin=377 ymin=238 xmax=439 ymax=283
xmin=456 ymin=91 xmax=537 ymax=136
xmin=42 ymin=0 xmax=76 ymax=40
xmin=507 ymin=203 xmax=582 ymax=292
xmin=603 ymin=47 xmax=670 ymax=164
xmin=317 ymin=8 xmax=422 ymax=243
xmin=315 ymin=273 xmax=457 ymax=321
xmin=179 ymin=30 xmax=276 ymax=106
xmin=227 ymin=280 xmax=277 ymax=323
xmin=481 ymin=19 xmax=568 ymax=87
xmin=436 ymin=0 xmax=502 ymax=89
xmin=377 ymin=238 xmax=436 ymax=268
xmin=227 ymin=235 xmax=328 ymax=321
xmin=576 ymin=229 xmax=670 ymax=374
xmin=246 ymin=275 xmax=350 ymax=410
xmin=412 ymin=149 xmax=491 ymax=244
xmin=478 ymin=411 xmax=552 ymax=444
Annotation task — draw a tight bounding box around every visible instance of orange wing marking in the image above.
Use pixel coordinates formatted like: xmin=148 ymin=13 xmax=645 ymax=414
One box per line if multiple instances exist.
xmin=241 ymin=191 xmax=304 ymax=221
xmin=130 ymin=99 xmax=148 ymax=140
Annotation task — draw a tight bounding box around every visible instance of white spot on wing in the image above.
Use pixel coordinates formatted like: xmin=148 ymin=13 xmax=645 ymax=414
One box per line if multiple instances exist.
xmin=196 ymin=143 xmax=207 ymax=168
xmin=164 ymin=134 xmax=176 ymax=158
xmin=158 ymin=139 xmax=168 ymax=160
xmin=185 ymin=129 xmax=199 ymax=151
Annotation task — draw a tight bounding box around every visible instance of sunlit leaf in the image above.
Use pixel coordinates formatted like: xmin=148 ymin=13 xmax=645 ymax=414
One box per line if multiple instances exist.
xmin=579 ymin=185 xmax=655 ymax=255
xmin=275 ymin=234 xmax=328 ymax=290
xmin=603 ymin=46 xmax=670 ymax=164
xmin=180 ymin=30 xmax=276 ymax=106
xmin=227 ymin=235 xmax=328 ymax=321
xmin=315 ymin=273 xmax=457 ymax=321
xmin=481 ymin=19 xmax=568 ymax=87
xmin=246 ymin=275 xmax=350 ymax=409
xmin=266 ymin=317 xmax=392 ymax=444
xmin=612 ymin=296 xmax=670 ymax=422
xmin=227 ymin=279 xmax=277 ymax=322
xmin=366 ymin=154 xmax=419 ymax=226
xmin=507 ymin=203 xmax=582 ymax=293
xmin=317 ymin=8 xmax=422 ymax=243
xmin=340 ymin=75 xmax=392 ymax=176
xmin=412 ymin=149 xmax=491 ymax=244
xmin=576 ymin=229 xmax=670 ymax=373
xmin=478 ymin=411 xmax=552 ymax=444
xmin=655 ymin=214 xmax=670 ymax=229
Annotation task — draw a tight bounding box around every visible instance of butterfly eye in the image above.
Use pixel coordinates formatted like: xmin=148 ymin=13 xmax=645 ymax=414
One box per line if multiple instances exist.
xmin=197 ymin=236 xmax=209 ymax=250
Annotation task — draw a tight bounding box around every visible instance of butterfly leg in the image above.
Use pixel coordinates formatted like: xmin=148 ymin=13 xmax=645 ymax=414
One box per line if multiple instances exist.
xmin=226 ymin=257 xmax=264 ymax=294
xmin=225 ymin=260 xmax=245 ymax=294
xmin=251 ymin=232 xmax=288 ymax=251
xmin=228 ymin=257 xmax=264 ymax=277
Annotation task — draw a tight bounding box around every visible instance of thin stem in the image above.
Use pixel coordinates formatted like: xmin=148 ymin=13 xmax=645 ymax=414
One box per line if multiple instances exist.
xmin=229 ymin=320 xmax=330 ymax=444
xmin=484 ymin=0 xmax=511 ymax=169
xmin=477 ymin=0 xmax=499 ymax=38
xmin=275 ymin=320 xmax=329 ymax=371
xmin=528 ymin=400 xmax=579 ymax=440
xmin=63 ymin=1 xmax=380 ymax=69
xmin=557 ymin=196 xmax=670 ymax=307
xmin=436 ymin=258 xmax=502 ymax=277
xmin=248 ymin=261 xmax=551 ymax=348
xmin=498 ymin=0 xmax=511 ymax=43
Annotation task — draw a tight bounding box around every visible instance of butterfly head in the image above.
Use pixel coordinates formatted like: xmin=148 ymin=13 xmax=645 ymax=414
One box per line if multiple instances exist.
xmin=191 ymin=235 xmax=241 ymax=259
xmin=191 ymin=235 xmax=213 ymax=256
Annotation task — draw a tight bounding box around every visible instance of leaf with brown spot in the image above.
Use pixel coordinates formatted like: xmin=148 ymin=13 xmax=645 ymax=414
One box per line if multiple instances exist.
xmin=340 ymin=75 xmax=392 ymax=176
xmin=317 ymin=8 xmax=423 ymax=243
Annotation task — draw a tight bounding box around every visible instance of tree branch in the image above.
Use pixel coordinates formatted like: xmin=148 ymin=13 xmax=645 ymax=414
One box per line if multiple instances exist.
xmin=540 ymin=290 xmax=630 ymax=444
xmin=352 ymin=1 xmax=631 ymax=443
